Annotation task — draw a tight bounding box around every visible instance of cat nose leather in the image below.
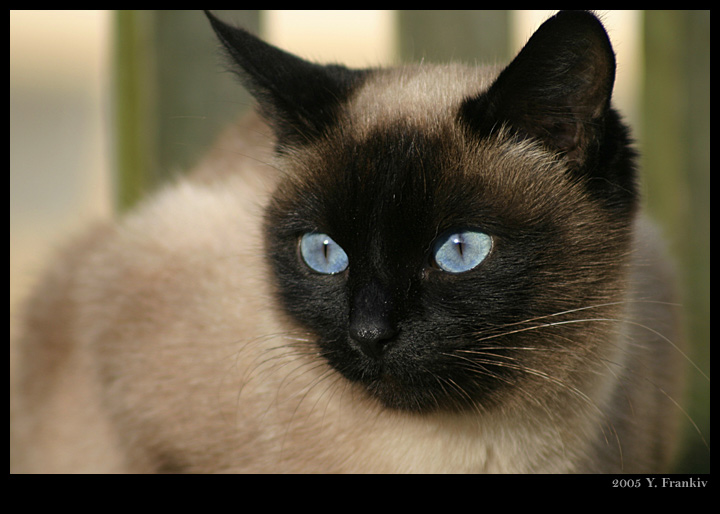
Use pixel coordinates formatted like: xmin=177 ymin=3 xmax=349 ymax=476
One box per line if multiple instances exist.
xmin=349 ymin=318 xmax=397 ymax=359
xmin=348 ymin=280 xmax=398 ymax=359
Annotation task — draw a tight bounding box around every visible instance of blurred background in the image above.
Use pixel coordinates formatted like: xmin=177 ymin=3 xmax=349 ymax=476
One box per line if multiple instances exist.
xmin=10 ymin=10 xmax=709 ymax=473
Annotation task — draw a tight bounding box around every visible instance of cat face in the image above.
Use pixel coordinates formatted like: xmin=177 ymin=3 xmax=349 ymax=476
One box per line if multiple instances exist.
xmin=264 ymin=116 xmax=632 ymax=412
xmin=207 ymin=10 xmax=638 ymax=413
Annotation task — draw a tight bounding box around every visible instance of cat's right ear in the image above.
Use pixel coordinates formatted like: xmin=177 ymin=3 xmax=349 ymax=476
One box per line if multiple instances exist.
xmin=205 ymin=11 xmax=368 ymax=149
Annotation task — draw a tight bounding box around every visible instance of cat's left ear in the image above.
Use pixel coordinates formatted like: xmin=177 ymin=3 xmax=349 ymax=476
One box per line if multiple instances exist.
xmin=205 ymin=11 xmax=368 ymax=149
xmin=461 ymin=10 xmax=616 ymax=169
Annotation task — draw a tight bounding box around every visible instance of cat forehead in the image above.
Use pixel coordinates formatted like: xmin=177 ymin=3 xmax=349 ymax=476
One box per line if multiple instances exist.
xmin=346 ymin=63 xmax=500 ymax=132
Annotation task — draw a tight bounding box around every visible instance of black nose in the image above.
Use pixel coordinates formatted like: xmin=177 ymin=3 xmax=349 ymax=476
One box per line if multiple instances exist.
xmin=348 ymin=279 xmax=398 ymax=359
xmin=349 ymin=317 xmax=398 ymax=359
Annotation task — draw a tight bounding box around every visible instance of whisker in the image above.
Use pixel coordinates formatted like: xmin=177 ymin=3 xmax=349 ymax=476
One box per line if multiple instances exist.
xmin=459 ymin=305 xmax=707 ymax=384
xmin=443 ymin=347 xmax=626 ymax=465
xmin=458 ymin=300 xmax=681 ymax=339
xmin=597 ymin=354 xmax=710 ymax=451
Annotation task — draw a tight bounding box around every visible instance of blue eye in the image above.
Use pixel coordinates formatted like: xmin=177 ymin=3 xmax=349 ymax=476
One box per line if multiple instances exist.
xmin=300 ymin=232 xmax=349 ymax=274
xmin=432 ymin=229 xmax=491 ymax=273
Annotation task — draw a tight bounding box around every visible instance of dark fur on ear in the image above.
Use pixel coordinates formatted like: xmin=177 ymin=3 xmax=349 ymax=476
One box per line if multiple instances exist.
xmin=460 ymin=10 xmax=637 ymax=215
xmin=205 ymin=10 xmax=369 ymax=149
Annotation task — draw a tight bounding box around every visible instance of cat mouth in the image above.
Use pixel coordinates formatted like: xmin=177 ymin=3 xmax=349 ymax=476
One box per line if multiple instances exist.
xmin=322 ymin=335 xmax=491 ymax=413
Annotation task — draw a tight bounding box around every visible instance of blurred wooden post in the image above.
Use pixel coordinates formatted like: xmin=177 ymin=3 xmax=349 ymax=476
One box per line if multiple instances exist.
xmin=642 ymin=10 xmax=710 ymax=474
xmin=114 ymin=10 xmax=259 ymax=211
xmin=397 ymin=10 xmax=510 ymax=63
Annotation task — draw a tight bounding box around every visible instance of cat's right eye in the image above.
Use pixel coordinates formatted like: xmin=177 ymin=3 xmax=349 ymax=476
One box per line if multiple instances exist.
xmin=300 ymin=232 xmax=349 ymax=274
xmin=431 ymin=229 xmax=492 ymax=273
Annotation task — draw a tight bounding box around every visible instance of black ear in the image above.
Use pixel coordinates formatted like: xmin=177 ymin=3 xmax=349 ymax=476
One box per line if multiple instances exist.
xmin=461 ymin=10 xmax=617 ymax=169
xmin=205 ymin=11 xmax=368 ymax=148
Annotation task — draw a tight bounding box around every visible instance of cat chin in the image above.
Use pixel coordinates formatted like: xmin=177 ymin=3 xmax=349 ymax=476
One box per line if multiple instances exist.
xmin=368 ymin=384 xmax=477 ymax=413
xmin=321 ymin=340 xmax=493 ymax=414
xmin=355 ymin=372 xmax=497 ymax=414
xmin=352 ymin=373 xmax=461 ymax=413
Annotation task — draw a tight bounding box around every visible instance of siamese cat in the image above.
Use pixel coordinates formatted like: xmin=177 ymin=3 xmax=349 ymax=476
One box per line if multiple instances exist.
xmin=11 ymin=10 xmax=684 ymax=473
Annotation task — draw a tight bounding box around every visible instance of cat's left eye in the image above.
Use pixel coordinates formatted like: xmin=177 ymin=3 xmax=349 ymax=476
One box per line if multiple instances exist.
xmin=431 ymin=229 xmax=492 ymax=273
xmin=300 ymin=232 xmax=349 ymax=274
